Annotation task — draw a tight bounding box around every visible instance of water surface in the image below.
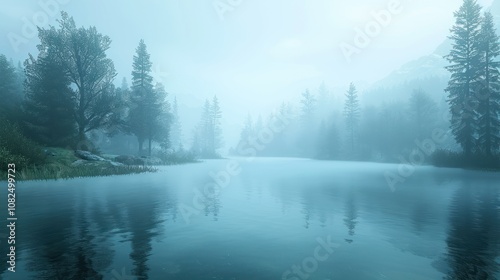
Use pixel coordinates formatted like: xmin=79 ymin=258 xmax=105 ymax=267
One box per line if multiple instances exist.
xmin=1 ymin=158 xmax=499 ymax=279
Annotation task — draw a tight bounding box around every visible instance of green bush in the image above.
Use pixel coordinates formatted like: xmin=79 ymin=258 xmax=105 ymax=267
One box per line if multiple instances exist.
xmin=431 ymin=149 xmax=500 ymax=169
xmin=157 ymin=148 xmax=198 ymax=165
xmin=0 ymin=118 xmax=45 ymax=171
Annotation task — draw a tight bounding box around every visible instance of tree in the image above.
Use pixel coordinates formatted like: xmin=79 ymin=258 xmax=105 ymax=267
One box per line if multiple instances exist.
xmin=0 ymin=54 xmax=23 ymax=119
xmin=240 ymin=114 xmax=254 ymax=141
xmin=477 ymin=12 xmax=500 ymax=155
xmin=344 ymin=83 xmax=360 ymax=153
xmin=210 ymin=95 xmax=223 ymax=153
xmin=299 ymin=89 xmax=316 ymax=157
xmin=199 ymin=99 xmax=213 ymax=156
xmin=316 ymin=120 xmax=339 ymax=159
xmin=170 ymin=97 xmax=183 ymax=149
xmin=128 ymin=39 xmax=153 ymax=154
xmin=128 ymin=40 xmax=170 ymax=155
xmin=408 ymin=89 xmax=438 ymax=138
xmin=300 ymin=89 xmax=316 ymax=122
xmin=23 ymin=49 xmax=76 ymax=146
xmin=37 ymin=12 xmax=118 ymax=143
xmin=196 ymin=96 xmax=223 ymax=157
xmin=149 ymin=83 xmax=171 ymax=154
xmin=444 ymin=0 xmax=483 ymax=157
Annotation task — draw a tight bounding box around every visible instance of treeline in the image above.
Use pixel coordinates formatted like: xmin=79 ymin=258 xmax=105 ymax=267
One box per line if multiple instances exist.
xmin=232 ymin=82 xmax=452 ymax=162
xmin=233 ymin=0 xmax=500 ymax=168
xmin=0 ymin=11 xmax=224 ymax=171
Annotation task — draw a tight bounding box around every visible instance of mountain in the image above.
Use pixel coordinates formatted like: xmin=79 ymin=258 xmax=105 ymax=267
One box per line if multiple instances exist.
xmin=362 ymin=0 xmax=500 ymax=105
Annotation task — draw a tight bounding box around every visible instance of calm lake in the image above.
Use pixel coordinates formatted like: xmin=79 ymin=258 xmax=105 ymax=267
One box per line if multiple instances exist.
xmin=1 ymin=158 xmax=499 ymax=280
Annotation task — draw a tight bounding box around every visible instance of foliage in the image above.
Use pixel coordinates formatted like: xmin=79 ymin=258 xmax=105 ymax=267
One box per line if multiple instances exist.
xmin=193 ymin=96 xmax=223 ymax=158
xmin=157 ymin=148 xmax=198 ymax=165
xmin=431 ymin=149 xmax=500 ymax=169
xmin=37 ymin=11 xmax=118 ymax=141
xmin=477 ymin=11 xmax=500 ymax=155
xmin=23 ymin=47 xmax=76 ymax=146
xmin=128 ymin=40 xmax=171 ymax=156
xmin=444 ymin=0 xmax=483 ymax=156
xmin=344 ymin=83 xmax=360 ymax=154
xmin=0 ymin=54 xmax=23 ymax=120
xmin=0 ymin=118 xmax=46 ymax=171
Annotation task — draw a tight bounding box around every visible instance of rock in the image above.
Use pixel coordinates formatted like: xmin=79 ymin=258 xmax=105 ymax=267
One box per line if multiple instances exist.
xmin=107 ymin=160 xmax=125 ymax=167
xmin=71 ymin=159 xmax=87 ymax=166
xmin=114 ymin=155 xmax=145 ymax=165
xmin=75 ymin=150 xmax=105 ymax=161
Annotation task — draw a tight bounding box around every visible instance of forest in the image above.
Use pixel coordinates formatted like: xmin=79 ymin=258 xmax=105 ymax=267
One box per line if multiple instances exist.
xmin=0 ymin=0 xmax=499 ymax=180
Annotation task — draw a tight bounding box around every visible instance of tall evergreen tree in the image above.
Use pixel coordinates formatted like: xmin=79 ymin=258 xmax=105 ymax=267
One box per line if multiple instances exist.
xmin=445 ymin=0 xmax=483 ymax=157
xmin=344 ymin=83 xmax=360 ymax=154
xmin=477 ymin=11 xmax=500 ymax=155
xmin=24 ymin=50 xmax=76 ymax=146
xmin=128 ymin=39 xmax=157 ymax=155
xmin=240 ymin=114 xmax=254 ymax=141
xmin=200 ymin=99 xmax=213 ymax=156
xmin=408 ymin=89 xmax=438 ymax=139
xmin=197 ymin=96 xmax=223 ymax=157
xmin=210 ymin=95 xmax=223 ymax=154
xmin=170 ymin=97 xmax=183 ymax=149
xmin=299 ymin=89 xmax=316 ymax=156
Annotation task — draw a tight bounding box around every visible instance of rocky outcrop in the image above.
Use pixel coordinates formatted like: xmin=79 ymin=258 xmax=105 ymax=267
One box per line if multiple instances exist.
xmin=75 ymin=150 xmax=105 ymax=161
xmin=114 ymin=155 xmax=145 ymax=165
xmin=73 ymin=150 xmax=125 ymax=167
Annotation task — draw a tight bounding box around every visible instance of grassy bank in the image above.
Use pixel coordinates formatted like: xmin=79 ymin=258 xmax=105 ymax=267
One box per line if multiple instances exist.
xmin=0 ymin=148 xmax=157 ymax=181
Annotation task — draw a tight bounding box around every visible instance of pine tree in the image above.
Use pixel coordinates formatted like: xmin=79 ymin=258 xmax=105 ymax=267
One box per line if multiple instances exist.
xmin=197 ymin=99 xmax=212 ymax=156
xmin=129 ymin=39 xmax=156 ymax=155
xmin=240 ymin=114 xmax=254 ymax=141
xmin=409 ymin=89 xmax=438 ymax=139
xmin=344 ymin=83 xmax=360 ymax=154
xmin=170 ymin=97 xmax=183 ymax=150
xmin=477 ymin=11 xmax=500 ymax=155
xmin=299 ymin=89 xmax=316 ymax=156
xmin=210 ymin=95 xmax=223 ymax=154
xmin=445 ymin=0 xmax=483 ymax=157
xmin=24 ymin=50 xmax=76 ymax=146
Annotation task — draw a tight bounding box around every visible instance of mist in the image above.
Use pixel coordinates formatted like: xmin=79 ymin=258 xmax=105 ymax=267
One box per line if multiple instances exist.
xmin=1 ymin=0 xmax=500 ymax=279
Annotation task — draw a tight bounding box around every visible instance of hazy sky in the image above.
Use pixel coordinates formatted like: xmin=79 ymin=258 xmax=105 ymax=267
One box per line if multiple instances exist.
xmin=0 ymin=0 xmax=496 ymax=148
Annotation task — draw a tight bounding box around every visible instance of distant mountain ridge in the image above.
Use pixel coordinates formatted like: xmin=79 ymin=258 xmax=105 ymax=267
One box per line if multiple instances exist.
xmin=363 ymin=0 xmax=500 ymax=104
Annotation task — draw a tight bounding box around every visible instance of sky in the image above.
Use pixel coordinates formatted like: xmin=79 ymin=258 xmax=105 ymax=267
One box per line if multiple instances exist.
xmin=0 ymin=0 xmax=496 ymax=149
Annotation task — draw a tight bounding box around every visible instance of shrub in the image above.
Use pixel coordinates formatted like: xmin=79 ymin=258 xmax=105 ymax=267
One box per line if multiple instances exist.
xmin=431 ymin=149 xmax=500 ymax=169
xmin=0 ymin=118 xmax=45 ymax=170
xmin=157 ymin=148 xmax=198 ymax=165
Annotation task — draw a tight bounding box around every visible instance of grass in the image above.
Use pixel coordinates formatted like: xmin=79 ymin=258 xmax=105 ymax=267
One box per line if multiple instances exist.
xmin=0 ymin=147 xmax=157 ymax=181
xmin=13 ymin=164 xmax=157 ymax=181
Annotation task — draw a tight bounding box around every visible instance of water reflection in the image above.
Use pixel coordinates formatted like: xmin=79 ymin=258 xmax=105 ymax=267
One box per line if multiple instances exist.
xmin=443 ymin=182 xmax=500 ymax=279
xmin=0 ymin=177 xmax=177 ymax=280
xmin=343 ymin=192 xmax=358 ymax=243
xmin=0 ymin=161 xmax=499 ymax=279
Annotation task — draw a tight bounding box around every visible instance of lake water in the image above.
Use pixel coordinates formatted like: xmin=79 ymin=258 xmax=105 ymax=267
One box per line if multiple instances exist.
xmin=1 ymin=158 xmax=499 ymax=280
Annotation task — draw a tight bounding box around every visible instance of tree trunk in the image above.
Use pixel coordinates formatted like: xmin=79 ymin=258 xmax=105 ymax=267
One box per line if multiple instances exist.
xmin=148 ymin=137 xmax=152 ymax=156
xmin=138 ymin=138 xmax=143 ymax=156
